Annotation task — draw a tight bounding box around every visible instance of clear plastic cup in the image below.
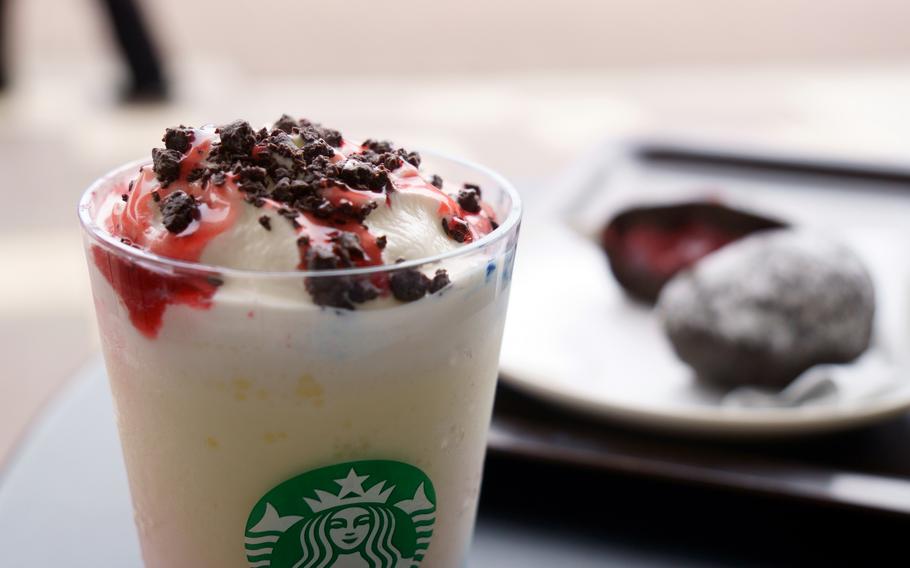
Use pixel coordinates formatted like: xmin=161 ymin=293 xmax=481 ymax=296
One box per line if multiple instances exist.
xmin=79 ymin=152 xmax=521 ymax=568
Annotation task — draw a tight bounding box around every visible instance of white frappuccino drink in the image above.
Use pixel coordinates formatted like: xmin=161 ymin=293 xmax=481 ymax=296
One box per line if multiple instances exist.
xmin=79 ymin=117 xmax=520 ymax=568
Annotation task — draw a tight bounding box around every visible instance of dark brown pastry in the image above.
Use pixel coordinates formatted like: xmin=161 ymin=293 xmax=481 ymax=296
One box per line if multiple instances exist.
xmin=657 ymin=230 xmax=875 ymax=390
xmin=601 ymin=202 xmax=785 ymax=303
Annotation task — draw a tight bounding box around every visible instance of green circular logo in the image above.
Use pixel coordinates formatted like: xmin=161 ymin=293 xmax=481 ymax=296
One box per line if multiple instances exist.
xmin=245 ymin=460 xmax=436 ymax=568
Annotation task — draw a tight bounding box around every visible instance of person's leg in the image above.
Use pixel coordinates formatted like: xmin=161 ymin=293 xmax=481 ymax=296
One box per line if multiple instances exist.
xmin=99 ymin=0 xmax=168 ymax=101
xmin=0 ymin=0 xmax=7 ymax=90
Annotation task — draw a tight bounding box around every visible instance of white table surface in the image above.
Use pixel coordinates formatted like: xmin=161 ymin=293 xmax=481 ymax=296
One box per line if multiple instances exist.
xmin=0 ymin=362 xmax=709 ymax=567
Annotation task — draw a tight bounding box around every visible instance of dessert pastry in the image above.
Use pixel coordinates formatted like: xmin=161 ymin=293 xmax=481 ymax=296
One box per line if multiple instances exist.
xmin=657 ymin=230 xmax=875 ymax=389
xmin=601 ymin=201 xmax=785 ymax=303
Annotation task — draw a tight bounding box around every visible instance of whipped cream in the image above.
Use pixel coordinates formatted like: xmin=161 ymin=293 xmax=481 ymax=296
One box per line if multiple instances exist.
xmin=88 ymin=117 xmax=503 ymax=338
xmin=101 ymin=119 xmax=495 ymax=273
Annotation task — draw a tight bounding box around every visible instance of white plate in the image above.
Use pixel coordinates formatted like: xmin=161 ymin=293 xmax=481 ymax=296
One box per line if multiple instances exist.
xmin=500 ymin=144 xmax=910 ymax=436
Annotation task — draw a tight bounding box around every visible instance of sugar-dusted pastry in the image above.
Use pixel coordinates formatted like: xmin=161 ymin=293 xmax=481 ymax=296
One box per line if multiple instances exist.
xmin=658 ymin=230 xmax=875 ymax=389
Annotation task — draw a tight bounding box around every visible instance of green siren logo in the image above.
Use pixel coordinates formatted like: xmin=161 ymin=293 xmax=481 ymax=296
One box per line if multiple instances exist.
xmin=245 ymin=460 xmax=436 ymax=568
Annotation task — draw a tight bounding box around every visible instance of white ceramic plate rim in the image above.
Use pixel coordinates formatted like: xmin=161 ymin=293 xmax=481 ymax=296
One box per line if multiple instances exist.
xmin=499 ymin=363 xmax=910 ymax=437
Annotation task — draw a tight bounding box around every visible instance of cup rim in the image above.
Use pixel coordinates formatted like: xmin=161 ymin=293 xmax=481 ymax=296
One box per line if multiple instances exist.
xmin=78 ymin=149 xmax=522 ymax=279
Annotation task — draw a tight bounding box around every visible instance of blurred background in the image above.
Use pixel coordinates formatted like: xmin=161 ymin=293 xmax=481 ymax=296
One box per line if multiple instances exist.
xmin=4 ymin=0 xmax=910 ymax=546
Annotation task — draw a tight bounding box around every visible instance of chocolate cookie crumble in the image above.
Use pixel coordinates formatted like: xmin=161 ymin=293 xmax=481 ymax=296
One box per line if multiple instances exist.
xmin=306 ymin=275 xmax=379 ymax=310
xmin=363 ymin=139 xmax=394 ymax=153
xmin=442 ymin=216 xmax=471 ymax=243
xmin=457 ymin=185 xmax=482 ymax=213
xmin=151 ymin=148 xmax=182 ymax=186
xmin=217 ymin=120 xmax=256 ymax=156
xmin=163 ymin=126 xmax=194 ymax=153
xmin=273 ymin=114 xmax=298 ymax=134
xmin=390 ymin=268 xmax=431 ymax=302
xmin=160 ymin=190 xmax=199 ymax=234
xmin=401 ymin=150 xmax=421 ymax=167
xmin=330 ymin=231 xmax=366 ymax=264
xmin=303 ymin=243 xmax=380 ymax=309
xmin=429 ymin=269 xmax=451 ymax=294
xmin=299 ymin=118 xmax=342 ymax=147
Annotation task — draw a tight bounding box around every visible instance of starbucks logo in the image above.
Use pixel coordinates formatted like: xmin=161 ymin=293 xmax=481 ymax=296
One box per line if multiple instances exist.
xmin=245 ymin=460 xmax=436 ymax=568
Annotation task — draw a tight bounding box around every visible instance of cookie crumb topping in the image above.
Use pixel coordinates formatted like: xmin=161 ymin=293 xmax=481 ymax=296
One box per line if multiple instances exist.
xmin=132 ymin=115 xmax=500 ymax=309
xmin=160 ymin=190 xmax=199 ymax=234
